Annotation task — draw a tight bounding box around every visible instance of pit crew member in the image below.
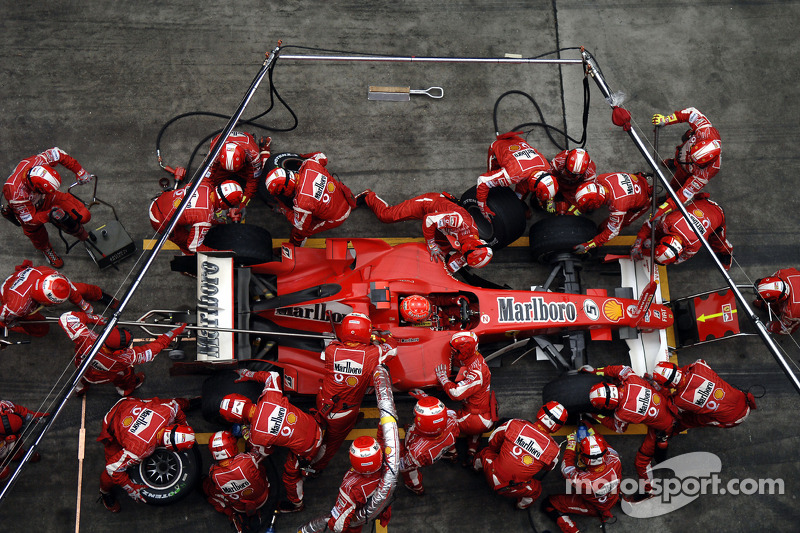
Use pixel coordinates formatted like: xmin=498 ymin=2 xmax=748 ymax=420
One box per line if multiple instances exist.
xmin=475 ymin=131 xmax=554 ymax=217
xmin=630 ymin=194 xmax=732 ymax=269
xmin=59 ymin=311 xmax=186 ymax=396
xmin=263 ymin=152 xmax=357 ymax=246
xmin=359 ymin=190 xmax=493 ymax=272
xmin=435 ymin=331 xmax=498 ymax=463
xmin=2 ymin=147 xmax=94 ymax=267
xmin=650 ymin=360 xmax=757 ymax=428
xmin=754 ymin=269 xmax=800 ymax=334
xmin=219 ymin=370 xmax=322 ymax=514
xmin=203 ymin=430 xmax=272 ymax=531
xmin=97 ymin=396 xmax=195 ymax=512
xmin=550 ymin=148 xmax=598 ymax=210
xmin=0 ymin=399 xmax=47 ymax=482
xmin=0 ymin=259 xmax=115 ymax=337
xmin=541 ymin=428 xmax=622 ymax=533
xmin=573 ymin=172 xmax=653 ymax=254
xmin=325 ymin=435 xmax=391 ymax=533
xmin=650 ymin=107 xmax=721 ymax=219
xmin=473 ymin=402 xmax=568 ymax=510
xmin=399 ymin=394 xmax=459 ymax=495
xmin=148 ymin=180 xmax=244 ymax=254
xmin=309 ymin=312 xmax=397 ymax=474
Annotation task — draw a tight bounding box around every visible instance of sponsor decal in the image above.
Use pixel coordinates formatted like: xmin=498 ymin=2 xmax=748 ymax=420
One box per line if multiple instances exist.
xmin=122 ymin=415 xmax=134 ymax=428
xmin=687 ymin=212 xmax=707 ymax=236
xmin=345 ymin=376 xmax=359 ymax=387
xmin=275 ymin=302 xmax=348 ymax=323
xmin=222 ymin=478 xmax=252 ymax=494
xmin=9 ymin=268 xmax=32 ymax=291
xmin=286 ymin=412 xmax=297 ymax=425
xmin=514 ymin=433 xmax=544 ymax=460
xmin=130 ymin=409 xmax=156 ymax=435
xmin=398 ymin=337 xmax=419 ymax=343
xmin=311 ymin=174 xmax=326 ymax=200
xmin=268 ymin=405 xmax=286 ymax=435
xmin=481 ymin=314 xmax=490 ymax=324
xmin=282 ymin=246 xmax=292 ymax=260
xmin=617 ymin=174 xmax=634 ymax=195
xmin=722 ymin=303 xmax=733 ymax=322
xmin=522 ymin=455 xmax=534 ymax=465
xmin=496 ymin=296 xmax=577 ymax=324
xmin=327 ymin=182 xmax=336 ymax=193
xmin=198 ymin=260 xmax=221 ymax=359
xmin=692 ymin=378 xmax=715 ymax=407
xmin=602 ymin=300 xmax=624 ymax=322
xmin=512 ymin=148 xmax=539 ymax=161
xmin=713 ymin=388 xmax=725 ymax=400
xmin=583 ymin=299 xmax=600 ymax=321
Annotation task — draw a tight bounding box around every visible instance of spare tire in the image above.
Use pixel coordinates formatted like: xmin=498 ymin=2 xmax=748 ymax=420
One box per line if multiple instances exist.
xmin=129 ymin=445 xmax=202 ymax=506
xmin=528 ymin=216 xmax=597 ymax=264
xmin=460 ymin=185 xmax=527 ymax=250
xmin=201 ymin=369 xmax=266 ymax=425
xmin=257 ymin=152 xmax=303 ymax=204
xmin=541 ymin=372 xmax=613 ymax=422
xmin=203 ymin=223 xmax=273 ymax=266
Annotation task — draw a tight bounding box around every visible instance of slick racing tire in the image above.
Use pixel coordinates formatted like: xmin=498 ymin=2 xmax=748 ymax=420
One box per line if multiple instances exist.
xmin=257 ymin=152 xmax=303 ymax=204
xmin=541 ymin=372 xmax=613 ymax=422
xmin=203 ymin=223 xmax=273 ymax=266
xmin=201 ymin=369 xmax=267 ymax=425
xmin=128 ymin=445 xmax=202 ymax=506
xmin=528 ymin=215 xmax=597 ymax=264
xmin=460 ymin=185 xmax=527 ymax=250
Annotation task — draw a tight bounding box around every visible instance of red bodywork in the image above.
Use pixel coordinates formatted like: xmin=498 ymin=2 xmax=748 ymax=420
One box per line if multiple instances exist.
xmin=251 ymin=239 xmax=673 ymax=394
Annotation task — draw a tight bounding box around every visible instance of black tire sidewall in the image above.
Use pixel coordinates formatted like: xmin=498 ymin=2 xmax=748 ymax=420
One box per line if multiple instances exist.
xmin=528 ymin=215 xmax=598 ymax=264
xmin=460 ymin=185 xmax=527 ymax=250
xmin=541 ymin=372 xmax=613 ymax=422
xmin=202 ymin=223 xmax=273 ymax=266
xmin=129 ymin=445 xmax=202 ymax=506
xmin=256 ymin=152 xmax=303 ymax=204
xmin=201 ymin=370 xmax=266 ymax=425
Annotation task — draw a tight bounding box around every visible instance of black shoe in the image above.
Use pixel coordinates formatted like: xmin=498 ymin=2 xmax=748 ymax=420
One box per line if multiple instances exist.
xmin=98 ymin=491 xmax=121 ymax=513
xmin=277 ymin=500 xmax=304 ymax=513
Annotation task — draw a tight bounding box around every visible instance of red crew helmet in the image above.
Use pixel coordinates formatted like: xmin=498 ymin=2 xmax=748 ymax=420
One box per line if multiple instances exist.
xmin=537 ymin=401 xmax=568 ymax=433
xmin=461 ymin=238 xmax=493 ymax=269
xmin=654 ymin=235 xmax=683 ymax=265
xmin=215 ymin=181 xmax=244 ymax=209
xmin=580 ymin=434 xmax=608 ymax=466
xmin=652 ymin=361 xmax=683 ymax=387
xmin=449 ymin=331 xmax=478 ymax=361
xmin=755 ymin=276 xmax=788 ymax=303
xmin=264 ymin=168 xmax=297 ymax=196
xmin=27 ymin=165 xmax=61 ymax=194
xmin=340 ymin=312 xmax=372 ymax=344
xmin=531 ymin=171 xmax=558 ymax=202
xmin=349 ymin=435 xmax=383 ymax=474
xmin=689 ymin=138 xmax=721 ymax=166
xmin=414 ymin=396 xmax=448 ymax=438
xmin=219 ymin=143 xmax=245 ymax=172
xmin=32 ymin=273 xmax=70 ymax=305
xmin=219 ymin=393 xmax=254 ymax=424
xmin=574 ymin=182 xmax=607 ymax=212
xmin=589 ymin=382 xmax=620 ymax=410
xmin=400 ymin=295 xmax=433 ymax=323
xmin=104 ymin=327 xmax=134 ymax=351
xmin=566 ymin=149 xmax=592 ymax=176
xmin=163 ymin=423 xmax=195 ymax=451
xmin=208 ymin=430 xmax=238 ymax=461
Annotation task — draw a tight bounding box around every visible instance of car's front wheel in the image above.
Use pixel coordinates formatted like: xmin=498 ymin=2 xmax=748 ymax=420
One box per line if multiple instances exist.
xmin=128 ymin=446 xmax=202 ymax=505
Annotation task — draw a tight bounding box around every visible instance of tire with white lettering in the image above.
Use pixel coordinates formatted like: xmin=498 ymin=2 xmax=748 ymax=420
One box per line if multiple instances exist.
xmin=128 ymin=445 xmax=202 ymax=506
xmin=459 ymin=185 xmax=527 ymax=250
xmin=203 ymin=223 xmax=273 ymax=266
xmin=541 ymin=372 xmax=613 ymax=421
xmin=256 ymin=152 xmax=303 ymax=204
xmin=528 ymin=215 xmax=597 ymax=264
xmin=201 ymin=369 xmax=266 ymax=425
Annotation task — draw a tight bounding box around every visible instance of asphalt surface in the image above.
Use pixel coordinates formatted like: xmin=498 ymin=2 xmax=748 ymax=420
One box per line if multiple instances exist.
xmin=1 ymin=1 xmax=800 ymax=532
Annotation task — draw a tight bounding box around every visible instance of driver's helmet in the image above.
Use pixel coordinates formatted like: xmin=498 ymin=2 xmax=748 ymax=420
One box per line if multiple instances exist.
xmin=400 ymin=295 xmax=433 ymax=323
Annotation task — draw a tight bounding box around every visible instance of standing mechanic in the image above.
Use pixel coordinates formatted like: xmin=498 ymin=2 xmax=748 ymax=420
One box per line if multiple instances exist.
xmin=754 ymin=269 xmax=800 ymax=334
xmin=399 ymin=393 xmax=459 ymax=496
xmin=360 ymin=191 xmax=493 ymax=272
xmin=572 ymin=172 xmax=653 ymax=254
xmin=541 ymin=427 xmax=622 ymax=533
xmin=630 ymin=194 xmax=733 ymax=269
xmin=218 ymin=370 xmax=322 ymax=514
xmin=97 ymin=396 xmax=196 ymax=512
xmin=650 ymin=107 xmax=721 ymax=220
xmin=475 ymin=131 xmax=555 ymax=217
xmin=203 ymin=430 xmax=272 ymax=532
xmin=148 ymin=180 xmax=243 ymax=254
xmin=473 ymin=402 xmax=568 ymax=510
xmin=435 ymin=331 xmax=498 ymax=464
xmin=650 ymin=360 xmax=757 ymax=428
xmin=0 ymin=259 xmax=115 ymax=337
xmin=587 ymin=364 xmax=679 ymax=494
xmin=263 ymin=152 xmax=357 ymax=246
xmin=0 ymin=399 xmax=47 ymax=482
xmin=2 ymin=147 xmax=94 ymax=268
xmin=59 ymin=311 xmax=185 ymax=396
xmin=203 ymin=131 xmax=271 ymax=221
xmin=309 ymin=312 xmax=397 ymax=475
xmin=549 ymin=148 xmax=598 ymax=211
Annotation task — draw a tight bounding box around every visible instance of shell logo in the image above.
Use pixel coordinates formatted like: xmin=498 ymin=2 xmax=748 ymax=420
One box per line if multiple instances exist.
xmin=652 ymin=393 xmax=661 ymax=406
xmin=173 ymin=198 xmax=182 ymax=209
xmin=346 ymin=376 xmax=359 ymax=387
xmin=693 ymin=209 xmax=704 ymax=217
xmin=602 ymin=300 xmax=624 ymax=322
xmin=713 ymin=388 xmax=725 ymax=400
xmin=522 ymin=455 xmax=534 ymax=466
xmin=595 ymin=463 xmax=606 ymax=473
xmin=243 ymin=488 xmax=254 ymax=497
xmin=510 ymin=144 xmax=520 ymax=151
xmin=122 ymin=416 xmax=134 ymax=428
xmin=287 ymin=412 xmax=297 ymax=425
xmin=327 ymin=182 xmax=336 ymax=193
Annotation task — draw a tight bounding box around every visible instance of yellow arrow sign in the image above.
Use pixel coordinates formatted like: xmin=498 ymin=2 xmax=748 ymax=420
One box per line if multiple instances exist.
xmin=697 ymin=309 xmax=737 ymax=323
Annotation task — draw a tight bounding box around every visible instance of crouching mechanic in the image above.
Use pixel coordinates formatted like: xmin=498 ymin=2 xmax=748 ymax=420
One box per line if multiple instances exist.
xmin=203 ymin=430 xmax=272 ymax=531
xmin=219 ymin=370 xmax=322 ymax=514
xmin=2 ymin=147 xmax=94 ymax=268
xmin=435 ymin=331 xmax=498 ymax=463
xmin=754 ymin=269 xmax=800 ymax=334
xmin=549 ymin=148 xmax=598 ymax=213
xmin=650 ymin=360 xmax=756 ymax=429
xmin=473 ymin=402 xmax=568 ymax=510
xmin=630 ymin=194 xmax=732 ymax=269
xmin=263 ymin=152 xmax=357 ymax=246
xmin=59 ymin=311 xmax=186 ymax=396
xmin=400 ymin=393 xmax=459 ymax=495
xmin=309 ymin=312 xmax=397 ymax=475
xmin=326 ymin=435 xmax=392 ymax=533
xmin=0 ymin=399 xmax=48 ymax=482
xmin=360 ymin=190 xmax=493 ymax=272
xmin=0 ymin=259 xmax=115 ymax=337
xmin=97 ymin=396 xmax=195 ymax=512
xmin=542 ymin=426 xmax=622 ymax=533
xmin=148 ymin=180 xmax=244 ymax=255
xmin=587 ymin=365 xmax=679 ymax=495
xmin=475 ymin=131 xmax=554 ymax=217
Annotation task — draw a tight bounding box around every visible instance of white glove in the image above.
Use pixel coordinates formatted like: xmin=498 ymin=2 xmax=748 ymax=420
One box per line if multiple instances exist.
xmin=79 ymin=300 xmax=93 ymax=314
xmin=427 ymin=240 xmax=445 ymax=263
xmin=434 ymin=364 xmax=449 ymax=386
xmin=76 ymin=171 xmax=93 ymax=184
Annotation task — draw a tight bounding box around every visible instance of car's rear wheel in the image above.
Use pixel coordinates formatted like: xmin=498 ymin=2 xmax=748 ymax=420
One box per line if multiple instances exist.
xmin=203 ymin=223 xmax=273 ymax=266
xmin=460 ymin=185 xmax=527 ymax=250
xmin=541 ymin=372 xmax=612 ymax=422
xmin=201 ymin=369 xmax=268 ymax=425
xmin=528 ymin=215 xmax=597 ymax=264
xmin=257 ymin=152 xmax=303 ymax=204
xmin=128 ymin=446 xmax=202 ymax=506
